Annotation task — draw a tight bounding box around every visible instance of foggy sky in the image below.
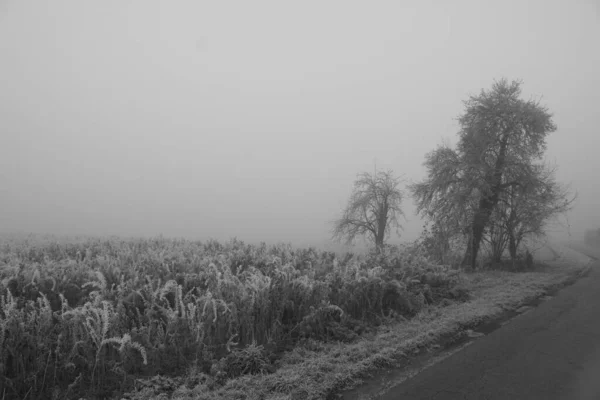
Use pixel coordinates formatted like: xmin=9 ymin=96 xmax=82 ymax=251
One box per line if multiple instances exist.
xmin=1 ymin=0 xmax=599 ymax=249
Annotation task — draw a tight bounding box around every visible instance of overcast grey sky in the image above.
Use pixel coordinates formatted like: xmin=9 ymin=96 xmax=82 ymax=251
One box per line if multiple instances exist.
xmin=1 ymin=0 xmax=599 ymax=249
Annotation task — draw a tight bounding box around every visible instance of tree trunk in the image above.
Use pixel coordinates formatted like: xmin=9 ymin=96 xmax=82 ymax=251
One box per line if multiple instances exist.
xmin=463 ymin=233 xmax=473 ymax=269
xmin=492 ymin=244 xmax=503 ymax=264
xmin=462 ymin=132 xmax=510 ymax=270
xmin=462 ymin=197 xmax=494 ymax=270
xmin=508 ymin=233 xmax=517 ymax=262
xmin=375 ymin=204 xmax=388 ymax=252
xmin=515 ymin=233 xmax=523 ymax=254
xmin=375 ymin=234 xmax=384 ymax=252
xmin=489 ymin=224 xmax=505 ymax=263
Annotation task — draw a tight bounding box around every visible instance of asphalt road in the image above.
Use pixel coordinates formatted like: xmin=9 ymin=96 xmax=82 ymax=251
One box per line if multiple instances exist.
xmin=379 ymin=245 xmax=600 ymax=400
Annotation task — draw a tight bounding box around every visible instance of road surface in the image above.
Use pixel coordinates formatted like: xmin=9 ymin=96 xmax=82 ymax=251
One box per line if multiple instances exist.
xmin=378 ymin=244 xmax=600 ymax=400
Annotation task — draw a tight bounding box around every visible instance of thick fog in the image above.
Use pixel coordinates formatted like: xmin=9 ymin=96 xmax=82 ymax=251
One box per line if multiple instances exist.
xmin=1 ymin=0 xmax=599 ymax=250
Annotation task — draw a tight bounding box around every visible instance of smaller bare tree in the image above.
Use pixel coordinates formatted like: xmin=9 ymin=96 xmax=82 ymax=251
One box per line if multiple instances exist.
xmin=482 ymin=162 xmax=576 ymax=264
xmin=332 ymin=169 xmax=405 ymax=250
xmin=501 ymin=163 xmax=576 ymax=261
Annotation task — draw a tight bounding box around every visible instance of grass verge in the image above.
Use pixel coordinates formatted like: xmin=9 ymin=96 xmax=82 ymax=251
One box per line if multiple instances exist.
xmin=133 ymin=246 xmax=592 ymax=400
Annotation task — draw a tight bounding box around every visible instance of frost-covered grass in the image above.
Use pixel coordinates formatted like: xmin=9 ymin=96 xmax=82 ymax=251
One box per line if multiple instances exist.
xmin=0 ymin=233 xmax=462 ymax=400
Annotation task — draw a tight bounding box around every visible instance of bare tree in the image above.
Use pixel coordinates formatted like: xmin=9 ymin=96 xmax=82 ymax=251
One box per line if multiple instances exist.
xmin=412 ymin=79 xmax=557 ymax=270
xmin=496 ymin=162 xmax=576 ymax=261
xmin=332 ymin=169 xmax=405 ymax=250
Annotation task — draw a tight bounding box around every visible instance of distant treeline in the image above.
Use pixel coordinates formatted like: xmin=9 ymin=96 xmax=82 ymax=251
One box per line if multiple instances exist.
xmin=584 ymin=229 xmax=600 ymax=247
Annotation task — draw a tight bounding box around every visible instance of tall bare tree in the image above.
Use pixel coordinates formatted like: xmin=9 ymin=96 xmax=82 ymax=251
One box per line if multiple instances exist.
xmin=332 ymin=169 xmax=405 ymax=250
xmin=412 ymin=79 xmax=558 ymax=269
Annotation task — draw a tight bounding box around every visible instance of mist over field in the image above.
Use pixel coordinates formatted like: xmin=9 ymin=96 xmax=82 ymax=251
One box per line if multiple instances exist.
xmin=1 ymin=0 xmax=599 ymax=250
